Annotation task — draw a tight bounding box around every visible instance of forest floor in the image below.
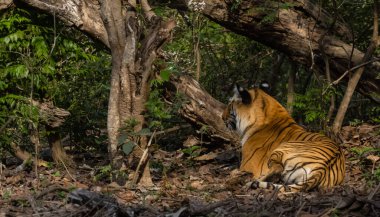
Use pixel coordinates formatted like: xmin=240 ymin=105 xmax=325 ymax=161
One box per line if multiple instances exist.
xmin=0 ymin=124 xmax=379 ymax=217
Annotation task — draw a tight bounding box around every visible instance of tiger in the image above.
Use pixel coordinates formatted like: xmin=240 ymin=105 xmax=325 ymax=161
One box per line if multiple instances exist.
xmin=222 ymin=84 xmax=345 ymax=192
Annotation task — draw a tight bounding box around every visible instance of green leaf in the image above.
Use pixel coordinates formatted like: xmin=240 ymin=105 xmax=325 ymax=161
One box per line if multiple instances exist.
xmin=118 ymin=133 xmax=129 ymax=145
xmin=160 ymin=69 xmax=171 ymax=82
xmin=122 ymin=141 xmax=136 ymax=155
xmin=32 ymin=36 xmax=48 ymax=58
xmin=135 ymin=128 xmax=151 ymax=136
xmin=7 ymin=64 xmax=29 ymax=78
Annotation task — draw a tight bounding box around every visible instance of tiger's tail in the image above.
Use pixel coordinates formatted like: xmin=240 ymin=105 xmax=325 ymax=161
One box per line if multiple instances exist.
xmin=249 ymin=179 xmax=314 ymax=193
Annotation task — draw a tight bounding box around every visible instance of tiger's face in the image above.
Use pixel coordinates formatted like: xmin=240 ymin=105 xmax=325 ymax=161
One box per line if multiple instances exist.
xmin=222 ymin=85 xmax=257 ymax=135
xmin=222 ymin=84 xmax=283 ymax=137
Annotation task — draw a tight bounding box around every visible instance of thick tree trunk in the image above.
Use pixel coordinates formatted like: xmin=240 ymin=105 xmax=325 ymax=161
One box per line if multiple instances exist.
xmin=31 ymin=100 xmax=72 ymax=167
xmin=169 ymin=0 xmax=380 ymax=103
xmin=99 ymin=0 xmax=175 ymax=186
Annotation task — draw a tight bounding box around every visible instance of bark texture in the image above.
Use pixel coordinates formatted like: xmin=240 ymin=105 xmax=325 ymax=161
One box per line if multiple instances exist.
xmin=165 ymin=75 xmax=239 ymax=144
xmin=169 ymin=0 xmax=380 ymax=102
xmin=99 ymin=0 xmax=175 ymax=186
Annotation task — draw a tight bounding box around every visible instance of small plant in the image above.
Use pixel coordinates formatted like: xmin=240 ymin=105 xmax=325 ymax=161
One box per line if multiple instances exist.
xmin=118 ymin=125 xmax=151 ymax=156
xmin=349 ymin=119 xmax=363 ymax=127
xmin=350 ymin=146 xmax=380 ymax=184
xmin=374 ymin=167 xmax=380 ymax=181
xmin=52 ymin=171 xmax=61 ymax=177
xmin=350 ymin=147 xmax=379 ymax=157
xmin=57 ymin=191 xmax=66 ymax=199
xmin=94 ymin=164 xmax=112 ymax=182
xmin=2 ymin=189 xmax=12 ymax=200
xmin=182 ymin=145 xmax=202 ymax=158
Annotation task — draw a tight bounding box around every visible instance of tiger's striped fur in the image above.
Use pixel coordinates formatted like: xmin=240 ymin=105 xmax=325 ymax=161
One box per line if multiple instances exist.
xmin=222 ymin=86 xmax=345 ymax=192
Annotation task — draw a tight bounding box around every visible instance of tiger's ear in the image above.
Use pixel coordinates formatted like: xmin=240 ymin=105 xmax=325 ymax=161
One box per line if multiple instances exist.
xmin=259 ymin=81 xmax=271 ymax=93
xmin=234 ymin=84 xmax=251 ymax=105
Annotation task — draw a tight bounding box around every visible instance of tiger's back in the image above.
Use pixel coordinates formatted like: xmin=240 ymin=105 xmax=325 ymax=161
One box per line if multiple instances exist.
xmin=222 ymin=85 xmax=345 ymax=191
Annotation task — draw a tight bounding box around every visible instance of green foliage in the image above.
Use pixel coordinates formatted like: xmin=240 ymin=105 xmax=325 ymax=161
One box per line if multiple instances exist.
xmin=182 ymin=145 xmax=201 ymax=158
xmin=1 ymin=189 xmax=12 ymax=200
xmin=293 ymin=87 xmax=329 ymax=125
xmin=231 ymin=0 xmax=243 ymax=11
xmin=350 ymin=146 xmax=380 ymax=184
xmin=145 ymin=65 xmax=185 ymax=130
xmin=57 ymin=191 xmax=67 ymax=199
xmin=350 ymin=146 xmax=380 ymax=157
xmin=118 ymin=126 xmax=151 ymax=156
xmin=52 ymin=171 xmax=61 ymax=177
xmin=94 ymin=164 xmax=112 ymax=182
xmin=0 ymin=8 xmax=110 ymax=155
xmin=375 ymin=167 xmax=380 ymax=181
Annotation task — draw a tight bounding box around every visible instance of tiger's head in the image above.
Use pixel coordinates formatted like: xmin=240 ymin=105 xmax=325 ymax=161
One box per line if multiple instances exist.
xmin=222 ymin=83 xmax=291 ymax=138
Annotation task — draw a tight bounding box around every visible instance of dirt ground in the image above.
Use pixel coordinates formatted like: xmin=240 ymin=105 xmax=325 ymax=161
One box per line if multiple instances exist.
xmin=1 ymin=124 xmax=379 ymax=217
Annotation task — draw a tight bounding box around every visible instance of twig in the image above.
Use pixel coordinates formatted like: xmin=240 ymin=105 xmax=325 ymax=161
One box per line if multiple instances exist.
xmin=35 ymin=184 xmax=69 ymax=199
xmin=295 ymin=201 xmax=306 ymax=217
xmin=48 ymin=10 xmax=57 ymax=56
xmin=131 ymin=131 xmax=156 ymax=185
xmin=329 ymin=57 xmax=380 ymax=87
xmin=60 ymin=157 xmax=77 ymax=183
xmin=189 ymin=199 xmax=234 ymax=216
xmin=155 ymin=124 xmax=191 ymax=136
xmin=27 ymin=194 xmax=40 ymax=217
xmin=0 ymin=116 xmax=15 ymax=133
xmin=368 ymin=182 xmax=380 ymax=201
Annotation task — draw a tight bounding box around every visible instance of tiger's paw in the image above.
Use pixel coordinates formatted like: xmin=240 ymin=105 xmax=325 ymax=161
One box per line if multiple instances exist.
xmin=243 ymin=180 xmax=260 ymax=191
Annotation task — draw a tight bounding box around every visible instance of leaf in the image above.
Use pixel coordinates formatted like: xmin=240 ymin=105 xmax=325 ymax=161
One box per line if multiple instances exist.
xmin=160 ymin=69 xmax=171 ymax=82
xmin=7 ymin=64 xmax=29 ymax=78
xmin=32 ymin=36 xmax=48 ymax=58
xmin=367 ymin=155 xmax=380 ymax=163
xmin=122 ymin=141 xmax=136 ymax=156
xmin=194 ymin=152 xmax=218 ymax=161
xmin=118 ymin=133 xmax=129 ymax=145
xmin=135 ymin=128 xmax=151 ymax=136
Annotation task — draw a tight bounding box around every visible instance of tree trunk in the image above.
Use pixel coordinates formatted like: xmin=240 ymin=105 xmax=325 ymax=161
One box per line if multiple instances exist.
xmin=286 ymin=62 xmax=296 ymax=115
xmin=46 ymin=126 xmax=74 ymax=167
xmin=99 ymin=0 xmax=175 ymax=185
xmin=323 ymin=55 xmax=335 ymax=127
xmin=269 ymin=52 xmax=285 ymax=85
xmin=168 ymin=0 xmax=380 ymax=103
xmin=332 ymin=1 xmax=380 ymax=135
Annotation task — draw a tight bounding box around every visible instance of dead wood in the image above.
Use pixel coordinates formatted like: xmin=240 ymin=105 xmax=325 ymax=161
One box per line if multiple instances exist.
xmin=164 ymin=74 xmax=239 ymax=145
xmin=10 ymin=142 xmax=48 ymax=168
xmin=68 ymin=189 xmax=145 ymax=217
xmin=167 ymin=0 xmax=380 ymax=103
xmin=29 ymin=100 xmax=70 ymax=128
xmin=188 ymin=198 xmax=235 ymax=216
xmin=35 ymin=185 xmax=69 ymax=199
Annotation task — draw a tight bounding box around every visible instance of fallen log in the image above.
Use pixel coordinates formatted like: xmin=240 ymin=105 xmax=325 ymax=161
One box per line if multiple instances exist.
xmin=165 ymin=75 xmax=239 ymax=145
